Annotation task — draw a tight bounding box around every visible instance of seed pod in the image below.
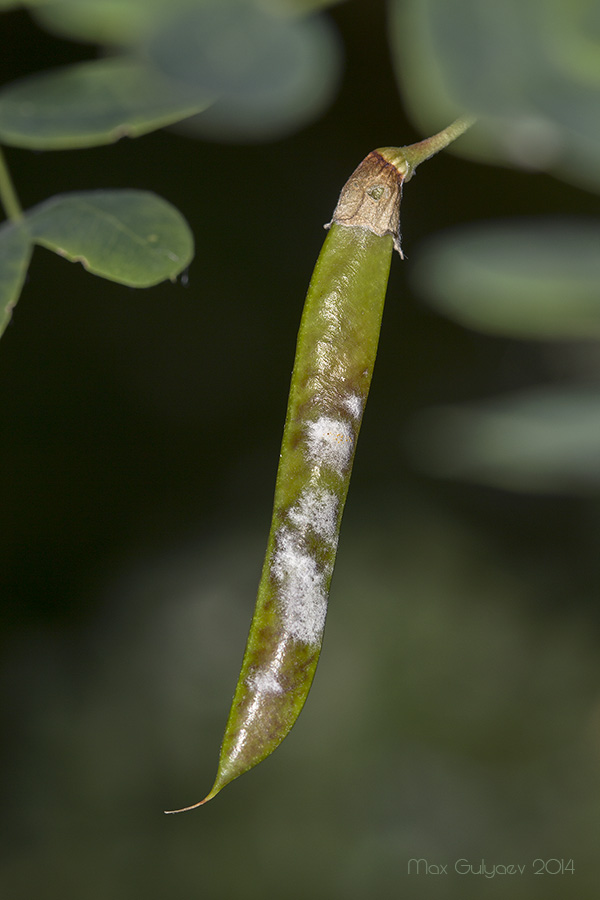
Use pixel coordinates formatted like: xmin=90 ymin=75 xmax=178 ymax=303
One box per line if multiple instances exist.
xmin=165 ymin=116 xmax=474 ymax=812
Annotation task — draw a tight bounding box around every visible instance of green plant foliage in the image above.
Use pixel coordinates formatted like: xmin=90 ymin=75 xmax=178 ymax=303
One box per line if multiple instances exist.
xmin=31 ymin=0 xmax=346 ymax=46
xmin=388 ymin=0 xmax=600 ymax=191
xmin=144 ymin=0 xmax=341 ymax=141
xmin=3 ymin=0 xmax=54 ymax=5
xmin=27 ymin=190 xmax=194 ymax=287
xmin=275 ymin=0 xmax=346 ymax=11
xmin=28 ymin=0 xmax=342 ymax=142
xmin=0 ymin=57 xmax=211 ymax=150
xmin=385 ymin=0 xmax=600 ymax=498
xmin=0 ymin=221 xmax=32 ymax=338
xmin=411 ymin=218 xmax=600 ymax=339
xmin=408 ymin=388 xmax=600 ymax=494
xmin=30 ymin=0 xmax=172 ymax=45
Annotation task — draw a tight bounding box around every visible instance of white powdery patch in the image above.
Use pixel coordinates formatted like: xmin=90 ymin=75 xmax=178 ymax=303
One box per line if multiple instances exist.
xmin=305 ymin=416 xmax=354 ymax=475
xmin=287 ymin=487 xmax=339 ymax=545
xmin=342 ymin=392 xmax=363 ymax=420
xmin=246 ymin=668 xmax=284 ymax=695
xmin=271 ymin=527 xmax=329 ymax=645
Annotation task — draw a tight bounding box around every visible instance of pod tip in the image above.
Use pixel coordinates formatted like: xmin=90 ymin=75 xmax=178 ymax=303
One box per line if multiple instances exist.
xmin=164 ymin=787 xmax=219 ymax=814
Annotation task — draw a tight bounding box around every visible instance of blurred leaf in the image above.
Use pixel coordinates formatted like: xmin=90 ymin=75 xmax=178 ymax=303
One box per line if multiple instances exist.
xmin=407 ymin=387 xmax=600 ymax=494
xmin=30 ymin=0 xmax=347 ymax=45
xmin=392 ymin=0 xmax=541 ymax=118
xmin=145 ymin=0 xmax=342 ymax=141
xmin=0 ymin=57 xmax=212 ymax=150
xmin=388 ymin=0 xmax=600 ymax=190
xmin=273 ymin=0 xmax=346 ymax=10
xmin=411 ymin=218 xmax=600 ymax=339
xmin=30 ymin=0 xmax=174 ymax=45
xmin=0 ymin=221 xmax=32 ymax=339
xmin=27 ymin=190 xmax=194 ymax=287
xmin=2 ymin=0 xmax=57 ymax=5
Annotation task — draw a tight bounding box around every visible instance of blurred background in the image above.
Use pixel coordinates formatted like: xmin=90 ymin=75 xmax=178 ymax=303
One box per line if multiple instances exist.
xmin=1 ymin=1 xmax=599 ymax=897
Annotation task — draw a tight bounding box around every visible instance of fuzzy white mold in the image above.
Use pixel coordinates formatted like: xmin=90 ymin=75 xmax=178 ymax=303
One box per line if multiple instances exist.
xmin=305 ymin=416 xmax=354 ymax=475
xmin=287 ymin=487 xmax=339 ymax=544
xmin=342 ymin=392 xmax=363 ymax=420
xmin=246 ymin=668 xmax=284 ymax=696
xmin=271 ymin=526 xmax=329 ymax=645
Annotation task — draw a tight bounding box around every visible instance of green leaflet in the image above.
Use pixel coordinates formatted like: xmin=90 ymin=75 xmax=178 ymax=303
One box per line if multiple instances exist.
xmin=27 ymin=190 xmax=194 ymax=287
xmin=0 ymin=187 xmax=193 ymax=343
xmin=0 ymin=57 xmax=210 ymax=150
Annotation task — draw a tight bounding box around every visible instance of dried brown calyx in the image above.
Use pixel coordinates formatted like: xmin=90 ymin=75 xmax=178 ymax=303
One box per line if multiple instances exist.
xmin=326 ymin=116 xmax=475 ymax=258
xmin=326 ymin=150 xmax=406 ymax=256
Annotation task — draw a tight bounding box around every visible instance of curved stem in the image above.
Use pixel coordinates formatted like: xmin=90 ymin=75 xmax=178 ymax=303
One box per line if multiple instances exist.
xmin=378 ymin=115 xmax=476 ymax=182
xmin=0 ymin=146 xmax=23 ymax=222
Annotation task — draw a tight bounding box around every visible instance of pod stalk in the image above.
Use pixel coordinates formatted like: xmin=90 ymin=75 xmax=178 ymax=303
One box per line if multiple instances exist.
xmin=377 ymin=115 xmax=476 ymax=182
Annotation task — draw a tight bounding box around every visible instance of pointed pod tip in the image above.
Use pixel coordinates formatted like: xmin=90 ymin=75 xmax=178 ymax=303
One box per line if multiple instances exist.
xmin=163 ymin=786 xmax=220 ymax=814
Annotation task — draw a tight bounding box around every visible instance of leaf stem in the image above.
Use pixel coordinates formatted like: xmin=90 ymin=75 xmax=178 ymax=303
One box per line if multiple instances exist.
xmin=378 ymin=115 xmax=476 ymax=182
xmin=0 ymin=146 xmax=24 ymax=222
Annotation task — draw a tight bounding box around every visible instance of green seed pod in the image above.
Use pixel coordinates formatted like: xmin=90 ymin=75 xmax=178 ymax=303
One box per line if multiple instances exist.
xmin=166 ymin=116 xmax=474 ymax=812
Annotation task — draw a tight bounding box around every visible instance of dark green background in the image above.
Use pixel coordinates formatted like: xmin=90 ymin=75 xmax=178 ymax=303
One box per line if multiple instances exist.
xmin=2 ymin=2 xmax=599 ymax=898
